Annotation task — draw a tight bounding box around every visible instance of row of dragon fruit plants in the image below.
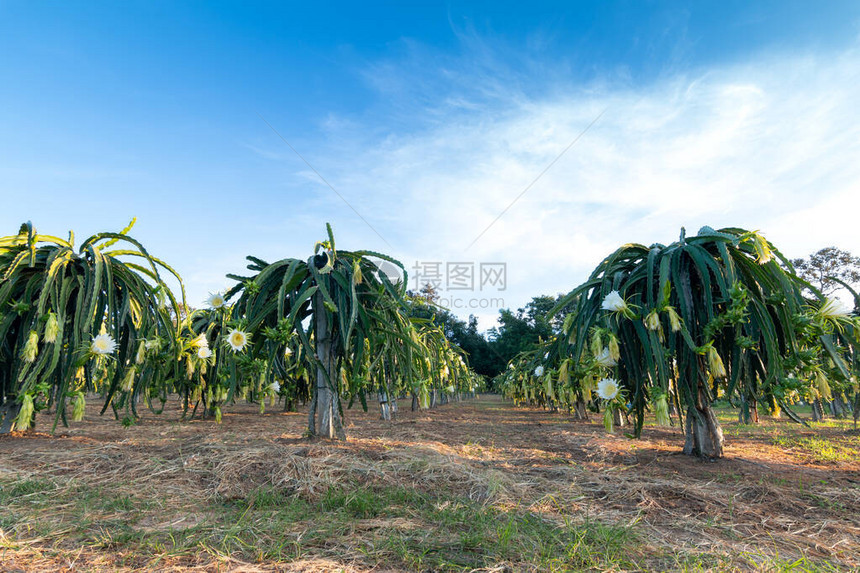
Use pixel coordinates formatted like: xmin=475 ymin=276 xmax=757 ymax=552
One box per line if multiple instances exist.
xmin=499 ymin=227 xmax=858 ymax=458
xmin=0 ymin=221 xmax=481 ymax=440
xmin=2 ymin=221 xmax=856 ymax=457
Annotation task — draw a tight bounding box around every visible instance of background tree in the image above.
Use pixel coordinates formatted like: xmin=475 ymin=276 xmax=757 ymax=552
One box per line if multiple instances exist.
xmin=485 ymin=295 xmax=567 ymax=384
xmin=407 ymin=285 xmax=502 ymax=377
xmin=407 ymin=284 xmax=582 ymax=383
xmin=791 ymin=247 xmax=860 ymax=297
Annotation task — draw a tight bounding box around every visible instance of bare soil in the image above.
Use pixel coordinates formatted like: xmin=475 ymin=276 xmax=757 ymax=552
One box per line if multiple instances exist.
xmin=1 ymin=395 xmax=858 ymax=572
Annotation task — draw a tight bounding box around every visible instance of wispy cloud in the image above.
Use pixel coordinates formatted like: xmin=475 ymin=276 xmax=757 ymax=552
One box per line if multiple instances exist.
xmin=261 ymin=41 xmax=860 ymax=327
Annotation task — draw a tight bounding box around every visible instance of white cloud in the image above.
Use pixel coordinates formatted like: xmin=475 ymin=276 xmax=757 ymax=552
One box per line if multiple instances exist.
xmin=273 ymin=43 xmax=860 ymax=329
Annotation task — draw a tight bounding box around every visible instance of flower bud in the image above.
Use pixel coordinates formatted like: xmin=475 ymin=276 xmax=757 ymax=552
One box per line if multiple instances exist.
xmin=666 ymin=307 xmax=682 ymax=332
xmin=72 ymin=391 xmax=86 ymax=422
xmin=644 ymin=310 xmax=660 ymax=331
xmin=44 ymin=313 xmax=59 ymax=343
xmin=14 ymin=394 xmax=35 ymax=431
xmin=596 ymin=348 xmax=616 ymax=368
xmin=603 ymin=407 xmax=614 ymax=433
xmin=653 ymin=391 xmax=670 ymax=426
xmin=608 ymin=336 xmax=620 ymax=361
xmin=22 ymin=330 xmax=39 ymax=363
xmin=121 ymin=367 xmax=136 ymax=392
xmin=135 ymin=341 xmax=146 ymax=364
xmin=707 ymin=347 xmax=727 ymax=378
xmin=816 ymin=372 xmax=832 ymax=402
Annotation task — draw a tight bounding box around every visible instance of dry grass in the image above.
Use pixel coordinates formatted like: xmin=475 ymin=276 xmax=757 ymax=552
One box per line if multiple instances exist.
xmin=1 ymin=395 xmax=858 ymax=571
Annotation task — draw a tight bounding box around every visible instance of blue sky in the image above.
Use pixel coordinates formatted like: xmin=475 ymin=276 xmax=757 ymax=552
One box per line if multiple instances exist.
xmin=2 ymin=1 xmax=860 ymax=328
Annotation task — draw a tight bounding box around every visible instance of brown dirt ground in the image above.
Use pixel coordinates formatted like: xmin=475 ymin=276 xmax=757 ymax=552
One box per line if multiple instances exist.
xmin=1 ymin=395 xmax=859 ymax=572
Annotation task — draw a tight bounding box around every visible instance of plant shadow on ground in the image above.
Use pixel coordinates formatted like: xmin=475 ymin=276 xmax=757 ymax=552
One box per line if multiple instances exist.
xmin=0 ymin=395 xmax=858 ymax=571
